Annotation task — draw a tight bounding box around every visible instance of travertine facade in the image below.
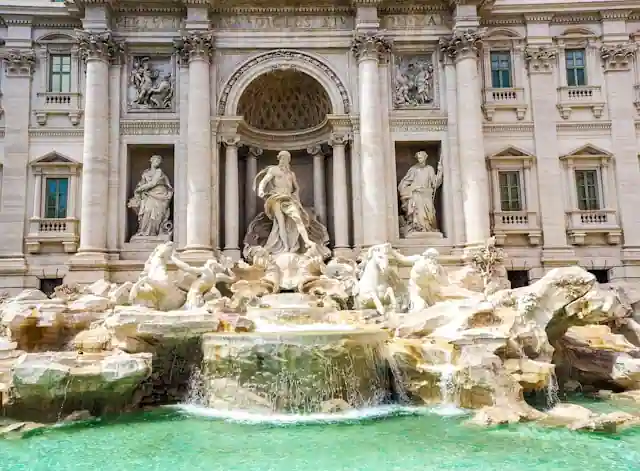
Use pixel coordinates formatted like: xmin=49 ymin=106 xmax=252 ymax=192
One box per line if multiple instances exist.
xmin=1 ymin=0 xmax=640 ymax=293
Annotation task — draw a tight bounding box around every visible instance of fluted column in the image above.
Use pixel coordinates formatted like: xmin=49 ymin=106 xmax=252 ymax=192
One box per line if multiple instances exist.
xmin=601 ymin=43 xmax=640 ymax=248
xmin=351 ymin=33 xmax=391 ymax=246
xmin=245 ymin=146 xmax=261 ymax=226
xmin=329 ymin=132 xmax=350 ymax=254
xmin=223 ymin=136 xmax=241 ymax=260
xmin=175 ymin=32 xmax=214 ymax=255
xmin=75 ymin=31 xmax=123 ymax=257
xmin=308 ymin=145 xmax=327 ymax=225
xmin=440 ymin=30 xmax=490 ymax=246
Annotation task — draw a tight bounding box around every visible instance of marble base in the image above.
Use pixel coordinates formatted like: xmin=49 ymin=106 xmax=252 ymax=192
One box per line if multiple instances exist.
xmin=130 ymin=234 xmax=171 ymax=244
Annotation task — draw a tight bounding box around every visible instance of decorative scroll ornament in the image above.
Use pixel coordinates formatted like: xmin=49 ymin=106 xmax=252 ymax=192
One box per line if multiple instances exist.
xmin=351 ymin=33 xmax=392 ymax=62
xmin=173 ymin=31 xmax=214 ymax=64
xmin=524 ymin=46 xmax=557 ymax=73
xmin=75 ymin=30 xmax=124 ymax=62
xmin=439 ymin=29 xmax=485 ymax=60
xmin=600 ymin=43 xmax=638 ymax=70
xmin=329 ymin=132 xmax=350 ymax=146
xmin=3 ymin=49 xmax=36 ymax=76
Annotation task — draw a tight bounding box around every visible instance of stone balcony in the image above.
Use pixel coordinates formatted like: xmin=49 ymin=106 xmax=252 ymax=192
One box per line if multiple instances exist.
xmin=565 ymin=209 xmax=622 ymax=245
xmin=491 ymin=210 xmax=542 ymax=246
xmin=33 ymin=92 xmax=83 ymax=126
xmin=481 ymin=87 xmax=527 ymax=121
xmin=25 ymin=218 xmax=79 ymax=254
xmin=557 ymin=86 xmax=604 ymax=120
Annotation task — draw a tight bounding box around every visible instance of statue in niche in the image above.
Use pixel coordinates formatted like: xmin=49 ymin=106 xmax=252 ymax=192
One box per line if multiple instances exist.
xmin=130 ymin=57 xmax=174 ymax=110
xmin=393 ymin=56 xmax=434 ymax=108
xmin=398 ymin=151 xmax=443 ymax=235
xmin=128 ymin=155 xmax=174 ymax=240
xmin=243 ymin=150 xmax=330 ymax=259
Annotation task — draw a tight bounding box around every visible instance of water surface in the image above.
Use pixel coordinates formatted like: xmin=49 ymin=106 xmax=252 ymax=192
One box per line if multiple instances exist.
xmin=1 ymin=405 xmax=639 ymax=471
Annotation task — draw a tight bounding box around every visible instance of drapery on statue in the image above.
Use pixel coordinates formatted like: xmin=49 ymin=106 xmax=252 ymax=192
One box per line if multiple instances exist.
xmin=398 ymin=151 xmax=443 ymax=235
xmin=128 ymin=155 xmax=173 ymax=239
xmin=243 ymin=150 xmax=330 ymax=259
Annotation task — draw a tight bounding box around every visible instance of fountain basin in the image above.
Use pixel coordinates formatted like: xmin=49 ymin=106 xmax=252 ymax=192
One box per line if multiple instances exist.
xmin=245 ymin=293 xmax=332 ymax=325
xmin=201 ymin=328 xmax=391 ymax=413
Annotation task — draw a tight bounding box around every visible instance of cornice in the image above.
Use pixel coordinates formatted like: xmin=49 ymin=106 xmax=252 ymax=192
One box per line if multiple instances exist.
xmin=29 ymin=128 xmax=83 ymax=138
xmin=556 ymin=121 xmax=612 ymax=133
xmin=120 ymin=120 xmax=180 ymax=135
xmin=483 ymin=123 xmax=534 ymax=133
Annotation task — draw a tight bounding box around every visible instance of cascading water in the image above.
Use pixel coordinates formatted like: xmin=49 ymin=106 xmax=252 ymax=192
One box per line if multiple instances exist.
xmin=435 ymin=349 xmax=457 ymax=406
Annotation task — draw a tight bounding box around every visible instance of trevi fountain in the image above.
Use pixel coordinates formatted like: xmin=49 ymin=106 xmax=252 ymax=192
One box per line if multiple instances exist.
xmin=1 ymin=154 xmax=640 ymax=470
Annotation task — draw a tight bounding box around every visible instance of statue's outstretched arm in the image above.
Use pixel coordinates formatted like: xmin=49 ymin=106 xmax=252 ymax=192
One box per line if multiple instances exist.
xmin=171 ymin=255 xmax=203 ymax=276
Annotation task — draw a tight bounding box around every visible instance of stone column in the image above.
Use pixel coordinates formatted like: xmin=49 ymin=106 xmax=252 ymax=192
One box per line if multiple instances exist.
xmin=75 ymin=31 xmax=123 ymax=258
xmin=308 ymin=145 xmax=327 ymax=225
xmin=351 ymin=33 xmax=391 ymax=246
xmin=601 ymin=43 xmax=640 ymax=248
xmin=329 ymin=133 xmax=350 ymax=254
xmin=525 ymin=46 xmax=574 ymax=256
xmin=175 ymin=32 xmax=214 ymax=256
xmin=245 ymin=146 xmax=261 ymax=226
xmin=32 ymin=173 xmax=42 ymax=219
xmin=222 ymin=136 xmax=241 ymax=260
xmin=440 ymin=30 xmax=491 ymax=247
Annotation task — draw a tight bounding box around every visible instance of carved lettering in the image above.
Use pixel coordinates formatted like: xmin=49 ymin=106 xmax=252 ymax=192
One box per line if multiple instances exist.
xmin=115 ymin=16 xmax=182 ymax=31
xmin=382 ymin=14 xmax=443 ymax=29
xmin=215 ymin=15 xmax=353 ymax=30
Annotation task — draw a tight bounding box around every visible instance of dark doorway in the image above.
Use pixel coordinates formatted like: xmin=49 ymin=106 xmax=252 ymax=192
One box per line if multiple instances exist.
xmin=588 ymin=269 xmax=610 ymax=284
xmin=507 ymin=270 xmax=529 ymax=288
xmin=39 ymin=278 xmax=63 ymax=297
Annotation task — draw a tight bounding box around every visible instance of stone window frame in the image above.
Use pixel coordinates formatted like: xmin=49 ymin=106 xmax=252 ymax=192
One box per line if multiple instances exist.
xmin=559 ymin=145 xmax=614 ymax=212
xmin=34 ymin=33 xmax=83 ymax=126
xmin=553 ymin=28 xmax=600 ymax=88
xmin=486 ymin=146 xmax=541 ymax=246
xmin=29 ymin=151 xmax=81 ymax=221
xmin=481 ymin=29 xmax=526 ymax=90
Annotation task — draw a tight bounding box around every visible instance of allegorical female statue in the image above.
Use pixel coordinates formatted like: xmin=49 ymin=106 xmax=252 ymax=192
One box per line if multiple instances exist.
xmin=398 ymin=151 xmax=444 ymax=235
xmin=243 ymin=150 xmax=330 ymax=259
xmin=127 ymin=155 xmax=174 ymax=240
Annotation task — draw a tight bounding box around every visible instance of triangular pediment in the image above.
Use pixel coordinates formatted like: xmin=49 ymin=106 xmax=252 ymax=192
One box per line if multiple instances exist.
xmin=561 ymin=144 xmax=612 ymax=159
xmin=487 ymin=146 xmax=535 ymax=164
xmin=30 ymin=151 xmax=80 ymax=167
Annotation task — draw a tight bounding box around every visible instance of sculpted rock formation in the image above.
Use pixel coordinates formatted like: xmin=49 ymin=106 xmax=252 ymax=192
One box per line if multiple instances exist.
xmin=0 ymin=238 xmax=639 ymax=431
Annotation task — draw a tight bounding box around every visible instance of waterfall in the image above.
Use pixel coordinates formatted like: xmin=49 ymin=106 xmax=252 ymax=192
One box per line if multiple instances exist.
xmin=185 ymin=366 xmax=206 ymax=406
xmin=545 ymin=370 xmax=560 ymax=409
xmin=437 ymin=349 xmax=457 ymax=405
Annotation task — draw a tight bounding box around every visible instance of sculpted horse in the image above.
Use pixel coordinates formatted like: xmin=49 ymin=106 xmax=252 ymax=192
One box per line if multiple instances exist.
xmin=355 ymin=243 xmax=408 ymax=315
xmin=129 ymin=242 xmax=186 ymax=311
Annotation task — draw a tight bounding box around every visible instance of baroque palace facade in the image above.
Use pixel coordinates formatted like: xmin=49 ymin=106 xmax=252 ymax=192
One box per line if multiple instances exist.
xmin=0 ymin=0 xmax=639 ymax=293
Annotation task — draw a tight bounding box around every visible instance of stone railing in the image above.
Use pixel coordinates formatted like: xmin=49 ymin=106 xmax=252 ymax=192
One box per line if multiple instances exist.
xmin=34 ymin=92 xmax=83 ymax=126
xmin=25 ymin=218 xmax=79 ymax=253
xmin=565 ymin=209 xmax=621 ymax=245
xmin=491 ymin=210 xmax=541 ymax=246
xmin=482 ymin=87 xmax=527 ymax=121
xmin=557 ymin=85 xmax=604 ymax=119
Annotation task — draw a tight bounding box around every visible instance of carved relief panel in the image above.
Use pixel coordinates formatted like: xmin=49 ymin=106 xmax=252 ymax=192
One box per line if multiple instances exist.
xmin=392 ymin=54 xmax=438 ymax=110
xmin=128 ymin=55 xmax=176 ymax=112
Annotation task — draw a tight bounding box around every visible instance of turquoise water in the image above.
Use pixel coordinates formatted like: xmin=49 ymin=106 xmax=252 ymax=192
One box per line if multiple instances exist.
xmin=1 ymin=405 xmax=639 ymax=471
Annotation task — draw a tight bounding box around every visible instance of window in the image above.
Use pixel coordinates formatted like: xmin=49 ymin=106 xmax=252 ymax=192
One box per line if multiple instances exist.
xmin=498 ymin=171 xmax=522 ymax=212
xmin=49 ymin=54 xmax=71 ymax=93
xmin=45 ymin=177 xmax=68 ymax=219
xmin=588 ymin=270 xmax=609 ymax=284
xmin=490 ymin=51 xmax=512 ymax=88
xmin=574 ymin=169 xmax=600 ymax=211
xmin=565 ymin=49 xmax=586 ymax=87
xmin=507 ymin=270 xmax=529 ymax=288
xmin=39 ymin=278 xmax=63 ymax=297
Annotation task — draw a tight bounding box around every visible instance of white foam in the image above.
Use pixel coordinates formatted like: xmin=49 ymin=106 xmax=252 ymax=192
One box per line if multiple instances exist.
xmin=168 ymin=403 xmax=469 ymax=425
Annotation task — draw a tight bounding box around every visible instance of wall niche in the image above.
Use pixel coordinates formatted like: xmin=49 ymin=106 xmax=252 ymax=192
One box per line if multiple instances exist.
xmin=394 ymin=141 xmax=444 ymax=239
xmin=126 ymin=144 xmax=175 ymax=243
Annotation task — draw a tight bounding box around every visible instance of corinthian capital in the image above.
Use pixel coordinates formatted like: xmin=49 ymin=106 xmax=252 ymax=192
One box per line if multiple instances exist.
xmin=174 ymin=31 xmax=214 ymax=65
xmin=351 ymin=33 xmax=392 ymax=62
xmin=601 ymin=42 xmax=638 ymax=71
xmin=524 ymin=46 xmax=557 ymax=73
xmin=3 ymin=49 xmax=36 ymax=76
xmin=439 ymin=29 xmax=485 ymax=61
xmin=75 ymin=30 xmax=124 ymax=63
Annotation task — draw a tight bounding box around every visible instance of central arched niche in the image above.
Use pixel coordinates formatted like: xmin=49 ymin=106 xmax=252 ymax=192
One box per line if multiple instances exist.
xmin=237 ymin=69 xmax=332 ymax=132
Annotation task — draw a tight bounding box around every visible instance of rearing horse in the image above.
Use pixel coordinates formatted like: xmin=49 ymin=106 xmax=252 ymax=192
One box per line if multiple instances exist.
xmin=355 ymin=243 xmax=406 ymax=315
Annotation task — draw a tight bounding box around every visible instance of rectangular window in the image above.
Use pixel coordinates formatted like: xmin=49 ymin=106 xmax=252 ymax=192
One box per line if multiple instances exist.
xmin=565 ymin=49 xmax=586 ymax=87
xmin=575 ymin=169 xmax=600 ymax=211
xmin=490 ymin=51 xmax=512 ymax=89
xmin=498 ymin=171 xmax=522 ymax=212
xmin=49 ymin=54 xmax=72 ymax=93
xmin=44 ymin=177 xmax=68 ymax=219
